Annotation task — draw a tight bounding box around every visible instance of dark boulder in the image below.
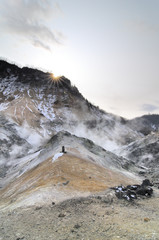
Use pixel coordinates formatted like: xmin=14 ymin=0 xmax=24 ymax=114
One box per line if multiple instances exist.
xmin=136 ymin=186 xmax=153 ymax=196
xmin=141 ymin=179 xmax=153 ymax=187
xmin=113 ymin=179 xmax=153 ymax=201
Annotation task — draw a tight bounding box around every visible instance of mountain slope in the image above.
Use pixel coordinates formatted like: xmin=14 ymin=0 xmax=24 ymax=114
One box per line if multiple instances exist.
xmin=0 ymin=131 xmax=140 ymax=209
xmin=0 ymin=60 xmax=142 ymax=155
xmin=127 ymin=114 xmax=159 ymax=135
xmin=0 ymin=60 xmax=158 ymax=209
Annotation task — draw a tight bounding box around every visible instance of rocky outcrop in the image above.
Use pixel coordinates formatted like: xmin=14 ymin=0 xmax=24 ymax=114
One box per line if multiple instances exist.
xmin=112 ymin=179 xmax=153 ymax=201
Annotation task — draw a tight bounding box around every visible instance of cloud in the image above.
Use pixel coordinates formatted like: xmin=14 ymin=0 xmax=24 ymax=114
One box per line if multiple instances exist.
xmin=0 ymin=0 xmax=63 ymax=51
xmin=141 ymin=104 xmax=159 ymax=112
xmin=32 ymin=39 xmax=51 ymax=52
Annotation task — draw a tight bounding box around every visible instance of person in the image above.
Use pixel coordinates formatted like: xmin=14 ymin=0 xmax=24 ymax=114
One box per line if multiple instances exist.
xmin=62 ymin=146 xmax=66 ymax=153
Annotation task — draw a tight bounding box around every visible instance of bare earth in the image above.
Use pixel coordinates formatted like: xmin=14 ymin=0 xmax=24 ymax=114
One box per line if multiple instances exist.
xmin=0 ymin=151 xmax=158 ymax=240
xmin=1 ymin=189 xmax=159 ymax=240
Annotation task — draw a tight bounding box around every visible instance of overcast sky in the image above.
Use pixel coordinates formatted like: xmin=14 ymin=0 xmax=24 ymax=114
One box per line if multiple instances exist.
xmin=0 ymin=0 xmax=159 ymax=119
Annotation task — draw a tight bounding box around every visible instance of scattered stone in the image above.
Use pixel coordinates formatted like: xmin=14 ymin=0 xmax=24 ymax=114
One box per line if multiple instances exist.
xmin=58 ymin=213 xmax=66 ymax=218
xmin=52 ymin=202 xmax=55 ymax=205
xmin=144 ymin=217 xmax=150 ymax=222
xmin=63 ymin=180 xmax=69 ymax=186
xmin=74 ymin=224 xmax=81 ymax=229
xmin=35 ymin=206 xmax=42 ymax=210
xmin=139 ymin=171 xmax=146 ymax=175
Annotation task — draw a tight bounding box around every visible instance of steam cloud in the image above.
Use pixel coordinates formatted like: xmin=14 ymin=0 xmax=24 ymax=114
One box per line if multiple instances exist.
xmin=0 ymin=0 xmax=63 ymax=51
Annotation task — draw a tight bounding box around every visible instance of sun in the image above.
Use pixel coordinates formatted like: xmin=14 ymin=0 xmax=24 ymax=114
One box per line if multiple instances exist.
xmin=50 ymin=73 xmax=61 ymax=82
xmin=47 ymin=73 xmax=64 ymax=87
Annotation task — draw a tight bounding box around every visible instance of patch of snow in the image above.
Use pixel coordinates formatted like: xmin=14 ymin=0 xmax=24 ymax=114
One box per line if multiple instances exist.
xmin=36 ymin=99 xmax=56 ymax=121
xmin=126 ymin=195 xmax=130 ymax=201
xmin=14 ymin=94 xmax=20 ymax=100
xmin=27 ymin=89 xmax=32 ymax=98
xmin=0 ymin=102 xmax=10 ymax=111
xmin=0 ymin=133 xmax=9 ymax=140
xmin=26 ymin=104 xmax=33 ymax=113
xmin=141 ymin=154 xmax=153 ymax=161
xmin=0 ymin=76 xmax=18 ymax=96
xmin=151 ymin=124 xmax=157 ymax=130
xmin=32 ymin=89 xmax=56 ymax=121
xmin=37 ymin=92 xmax=44 ymax=100
xmin=52 ymin=153 xmax=63 ymax=163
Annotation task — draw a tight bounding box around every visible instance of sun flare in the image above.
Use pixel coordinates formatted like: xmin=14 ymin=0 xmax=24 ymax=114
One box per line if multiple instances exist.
xmin=46 ymin=73 xmax=64 ymax=87
xmin=50 ymin=73 xmax=61 ymax=82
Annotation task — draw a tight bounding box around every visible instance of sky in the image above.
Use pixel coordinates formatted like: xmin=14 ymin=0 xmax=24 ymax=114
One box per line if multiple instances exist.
xmin=0 ymin=0 xmax=159 ymax=119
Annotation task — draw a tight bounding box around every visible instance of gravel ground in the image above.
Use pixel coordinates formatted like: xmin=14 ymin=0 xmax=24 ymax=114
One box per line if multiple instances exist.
xmin=1 ymin=189 xmax=159 ymax=240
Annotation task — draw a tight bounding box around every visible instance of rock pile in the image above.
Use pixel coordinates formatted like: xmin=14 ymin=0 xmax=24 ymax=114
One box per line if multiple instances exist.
xmin=111 ymin=179 xmax=153 ymax=201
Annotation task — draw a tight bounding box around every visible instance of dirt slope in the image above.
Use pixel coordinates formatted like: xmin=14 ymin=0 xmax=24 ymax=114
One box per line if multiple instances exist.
xmin=0 ymin=152 xmax=139 ymax=209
